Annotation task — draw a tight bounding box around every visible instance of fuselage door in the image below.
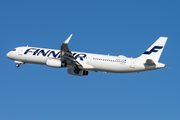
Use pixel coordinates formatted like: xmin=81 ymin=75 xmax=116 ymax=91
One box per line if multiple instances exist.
xmin=130 ymin=58 xmax=136 ymax=68
xmin=18 ymin=48 xmax=23 ymax=55
xmin=86 ymin=55 xmax=91 ymax=63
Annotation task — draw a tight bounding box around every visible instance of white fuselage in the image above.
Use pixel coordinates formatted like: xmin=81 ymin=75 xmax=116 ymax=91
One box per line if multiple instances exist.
xmin=7 ymin=46 xmax=165 ymax=73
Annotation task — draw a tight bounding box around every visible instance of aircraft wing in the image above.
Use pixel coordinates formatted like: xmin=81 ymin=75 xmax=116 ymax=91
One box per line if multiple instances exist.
xmin=60 ymin=34 xmax=82 ymax=68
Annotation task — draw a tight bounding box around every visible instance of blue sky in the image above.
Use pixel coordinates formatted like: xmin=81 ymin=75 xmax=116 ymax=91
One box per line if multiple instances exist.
xmin=1 ymin=0 xmax=180 ymax=120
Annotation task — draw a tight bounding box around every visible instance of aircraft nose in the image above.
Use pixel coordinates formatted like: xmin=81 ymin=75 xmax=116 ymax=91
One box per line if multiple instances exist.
xmin=6 ymin=51 xmax=12 ymax=58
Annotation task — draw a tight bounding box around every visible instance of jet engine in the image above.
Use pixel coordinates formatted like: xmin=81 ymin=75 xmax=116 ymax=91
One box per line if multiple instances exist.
xmin=46 ymin=58 xmax=67 ymax=68
xmin=68 ymin=69 xmax=88 ymax=76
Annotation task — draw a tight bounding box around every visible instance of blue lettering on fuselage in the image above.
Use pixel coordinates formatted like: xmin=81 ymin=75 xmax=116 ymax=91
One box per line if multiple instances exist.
xmin=24 ymin=48 xmax=87 ymax=61
xmin=33 ymin=49 xmax=40 ymax=55
xmin=74 ymin=54 xmax=87 ymax=61
xmin=47 ymin=51 xmax=60 ymax=58
xmin=37 ymin=50 xmax=50 ymax=56
xmin=24 ymin=48 xmax=37 ymax=54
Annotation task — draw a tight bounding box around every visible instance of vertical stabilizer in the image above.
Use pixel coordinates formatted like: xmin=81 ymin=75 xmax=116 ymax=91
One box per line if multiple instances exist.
xmin=138 ymin=37 xmax=167 ymax=62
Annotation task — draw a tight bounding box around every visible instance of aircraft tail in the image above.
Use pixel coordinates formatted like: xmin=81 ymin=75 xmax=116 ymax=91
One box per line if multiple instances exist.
xmin=138 ymin=37 xmax=168 ymax=62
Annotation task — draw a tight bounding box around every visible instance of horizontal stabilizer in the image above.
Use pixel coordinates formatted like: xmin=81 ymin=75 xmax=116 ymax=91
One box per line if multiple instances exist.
xmin=144 ymin=59 xmax=156 ymax=66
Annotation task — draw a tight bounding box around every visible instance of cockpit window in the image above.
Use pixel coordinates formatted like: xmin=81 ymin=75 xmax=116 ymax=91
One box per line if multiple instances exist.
xmin=12 ymin=49 xmax=16 ymax=51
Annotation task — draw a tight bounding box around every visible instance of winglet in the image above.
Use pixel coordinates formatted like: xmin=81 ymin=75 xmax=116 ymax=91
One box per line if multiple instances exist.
xmin=64 ymin=34 xmax=73 ymax=44
xmin=61 ymin=34 xmax=73 ymax=56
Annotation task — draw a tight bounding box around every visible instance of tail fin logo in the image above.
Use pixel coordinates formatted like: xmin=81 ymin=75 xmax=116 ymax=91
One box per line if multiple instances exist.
xmin=143 ymin=46 xmax=163 ymax=54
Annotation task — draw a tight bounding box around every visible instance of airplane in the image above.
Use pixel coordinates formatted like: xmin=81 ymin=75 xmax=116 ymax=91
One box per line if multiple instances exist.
xmin=6 ymin=34 xmax=167 ymax=76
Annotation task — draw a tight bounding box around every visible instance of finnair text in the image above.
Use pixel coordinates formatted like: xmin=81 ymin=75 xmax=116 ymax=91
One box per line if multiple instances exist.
xmin=24 ymin=48 xmax=87 ymax=61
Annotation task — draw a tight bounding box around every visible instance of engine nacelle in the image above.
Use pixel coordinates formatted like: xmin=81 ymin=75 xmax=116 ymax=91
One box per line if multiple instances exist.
xmin=46 ymin=58 xmax=67 ymax=68
xmin=68 ymin=69 xmax=88 ymax=76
